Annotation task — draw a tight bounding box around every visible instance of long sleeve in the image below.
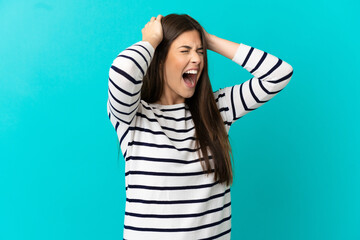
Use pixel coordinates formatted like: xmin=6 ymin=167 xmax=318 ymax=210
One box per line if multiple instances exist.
xmin=214 ymin=43 xmax=294 ymax=130
xmin=107 ymin=41 xmax=154 ymax=135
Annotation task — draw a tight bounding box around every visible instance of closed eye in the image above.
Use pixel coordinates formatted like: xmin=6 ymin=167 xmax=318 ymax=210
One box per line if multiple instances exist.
xmin=181 ymin=51 xmax=204 ymax=54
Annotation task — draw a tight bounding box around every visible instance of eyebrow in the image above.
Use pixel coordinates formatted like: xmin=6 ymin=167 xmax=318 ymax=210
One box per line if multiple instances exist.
xmin=178 ymin=45 xmax=203 ymax=50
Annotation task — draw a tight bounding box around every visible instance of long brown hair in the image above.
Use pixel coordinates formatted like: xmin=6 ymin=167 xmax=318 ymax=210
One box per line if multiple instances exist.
xmin=141 ymin=14 xmax=233 ymax=186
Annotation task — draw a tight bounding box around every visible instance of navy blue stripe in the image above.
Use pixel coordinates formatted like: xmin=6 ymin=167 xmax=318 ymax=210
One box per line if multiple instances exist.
xmin=124 ymin=214 xmax=231 ymax=232
xmin=199 ymin=228 xmax=231 ymax=240
xmin=129 ymin=126 xmax=196 ymax=142
xmin=108 ymin=88 xmax=139 ymax=108
xmin=116 ymin=54 xmax=145 ymax=76
xmin=134 ymin=43 xmax=151 ymax=58
xmin=142 ymin=102 xmax=189 ymax=112
xmin=240 ymin=83 xmax=256 ymax=111
xmin=259 ymin=58 xmax=282 ymax=80
xmin=135 ymin=113 xmax=195 ymax=132
xmin=249 ymin=78 xmax=266 ymax=104
xmin=224 ymin=121 xmax=232 ymax=126
xmin=242 ymin=47 xmax=254 ymax=67
xmin=125 ymin=169 xmax=214 ymax=177
xmin=127 ymin=181 xmax=219 ymax=191
xmin=109 ymin=77 xmax=140 ymax=97
xmin=233 ymin=85 xmax=243 ymax=121
xmin=120 ymin=127 xmax=129 ymax=146
xmin=219 ymin=107 xmax=229 ymax=112
xmin=128 ymin=141 xmax=199 ymax=152
xmin=141 ymin=103 xmax=155 ymax=111
xmin=250 ymin=52 xmax=267 ymax=74
xmin=108 ymin=96 xmax=138 ymax=116
xmin=110 ymin=65 xmax=142 ymax=85
xmin=215 ymin=93 xmax=225 ymax=102
xmin=230 ymin=86 xmax=236 ymax=122
xmin=125 ymin=155 xmax=212 ymax=164
xmin=125 ymin=48 xmax=148 ymax=68
xmin=135 ymin=112 xmax=192 ymax=122
xmin=142 ymin=108 xmax=192 ymax=122
xmin=109 ymin=104 xmax=137 ymax=126
xmin=257 ymin=78 xmax=281 ymax=94
xmin=126 ymin=188 xmax=230 ymax=205
xmin=137 ymin=107 xmax=192 ymax=121
xmin=168 ymin=135 xmax=196 ymax=142
xmin=125 ymin=201 xmax=231 ymax=219
xmin=268 ymin=70 xmax=293 ymax=83
xmin=115 ymin=121 xmax=119 ymax=131
xmin=135 ymin=112 xmax=158 ymax=123
xmin=108 ymin=99 xmax=137 ymax=123
xmin=162 ymin=125 xmax=195 ymax=133
xmin=257 ymin=77 xmax=270 ymax=94
xmin=108 ymin=104 xmax=132 ymax=125
xmin=160 ymin=106 xmax=189 ymax=112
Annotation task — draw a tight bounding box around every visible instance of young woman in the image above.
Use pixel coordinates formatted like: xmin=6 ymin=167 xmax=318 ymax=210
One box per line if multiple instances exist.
xmin=107 ymin=13 xmax=293 ymax=240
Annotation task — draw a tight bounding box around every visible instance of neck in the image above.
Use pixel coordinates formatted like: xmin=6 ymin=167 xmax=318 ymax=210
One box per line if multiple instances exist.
xmin=156 ymin=96 xmax=185 ymax=105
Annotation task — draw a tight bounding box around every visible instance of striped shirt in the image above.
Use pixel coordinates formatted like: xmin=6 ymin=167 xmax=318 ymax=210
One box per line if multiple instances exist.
xmin=107 ymin=40 xmax=293 ymax=239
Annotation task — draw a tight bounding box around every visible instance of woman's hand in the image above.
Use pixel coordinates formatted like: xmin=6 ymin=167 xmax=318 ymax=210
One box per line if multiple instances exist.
xmin=201 ymin=26 xmax=239 ymax=60
xmin=201 ymin=26 xmax=213 ymax=50
xmin=142 ymin=14 xmax=163 ymax=49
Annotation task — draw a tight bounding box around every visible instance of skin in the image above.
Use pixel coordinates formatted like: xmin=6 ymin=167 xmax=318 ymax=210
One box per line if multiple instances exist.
xmin=159 ymin=30 xmax=204 ymax=105
xmin=142 ymin=14 xmax=241 ymax=105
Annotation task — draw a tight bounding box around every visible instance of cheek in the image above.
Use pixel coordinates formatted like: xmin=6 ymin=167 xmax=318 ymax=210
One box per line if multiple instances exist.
xmin=169 ymin=54 xmax=186 ymax=69
xmin=173 ymin=59 xmax=186 ymax=73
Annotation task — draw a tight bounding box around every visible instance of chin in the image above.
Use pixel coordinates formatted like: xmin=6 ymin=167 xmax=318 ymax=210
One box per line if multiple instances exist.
xmin=183 ymin=92 xmax=195 ymax=99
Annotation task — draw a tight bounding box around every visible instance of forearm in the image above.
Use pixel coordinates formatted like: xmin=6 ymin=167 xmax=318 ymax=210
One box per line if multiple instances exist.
xmin=214 ymin=40 xmax=294 ymax=123
xmin=206 ymin=34 xmax=240 ymax=60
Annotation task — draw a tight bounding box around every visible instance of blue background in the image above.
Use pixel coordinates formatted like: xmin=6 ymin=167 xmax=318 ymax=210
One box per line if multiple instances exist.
xmin=1 ymin=0 xmax=359 ymax=239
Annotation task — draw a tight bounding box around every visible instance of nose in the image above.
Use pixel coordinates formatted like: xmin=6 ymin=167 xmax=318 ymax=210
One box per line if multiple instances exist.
xmin=191 ymin=51 xmax=201 ymax=64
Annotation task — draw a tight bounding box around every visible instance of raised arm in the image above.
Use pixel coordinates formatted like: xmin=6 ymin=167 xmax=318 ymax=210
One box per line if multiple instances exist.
xmin=107 ymin=41 xmax=153 ymax=127
xmin=107 ymin=15 xmax=163 ymax=134
xmin=205 ymin=33 xmax=240 ymax=60
xmin=204 ymin=30 xmax=294 ymax=126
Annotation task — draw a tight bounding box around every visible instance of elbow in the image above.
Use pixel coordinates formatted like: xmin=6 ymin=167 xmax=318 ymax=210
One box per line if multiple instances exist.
xmin=288 ymin=67 xmax=294 ymax=83
xmin=286 ymin=60 xmax=294 ymax=74
xmin=283 ymin=61 xmax=294 ymax=82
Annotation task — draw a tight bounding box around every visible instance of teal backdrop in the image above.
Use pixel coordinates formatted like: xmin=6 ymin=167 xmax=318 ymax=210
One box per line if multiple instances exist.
xmin=1 ymin=0 xmax=359 ymax=239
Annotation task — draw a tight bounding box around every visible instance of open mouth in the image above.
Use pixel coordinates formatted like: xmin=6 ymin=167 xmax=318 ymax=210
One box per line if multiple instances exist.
xmin=182 ymin=72 xmax=198 ymax=88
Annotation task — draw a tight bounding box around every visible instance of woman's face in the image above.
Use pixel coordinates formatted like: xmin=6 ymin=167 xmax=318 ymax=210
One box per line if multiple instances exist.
xmin=159 ymin=30 xmax=204 ymax=105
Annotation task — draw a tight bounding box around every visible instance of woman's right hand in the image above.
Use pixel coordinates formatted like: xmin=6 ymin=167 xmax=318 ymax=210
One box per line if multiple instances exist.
xmin=142 ymin=14 xmax=163 ymax=49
